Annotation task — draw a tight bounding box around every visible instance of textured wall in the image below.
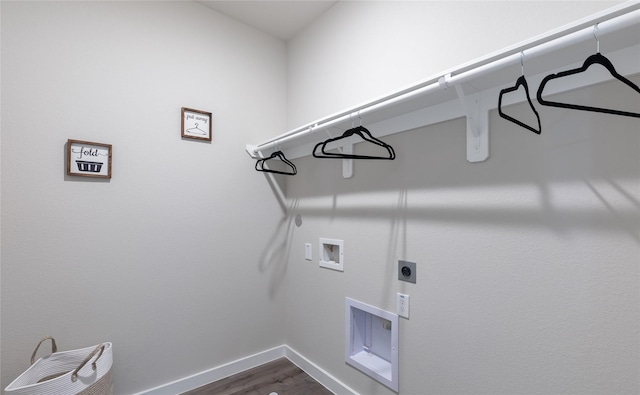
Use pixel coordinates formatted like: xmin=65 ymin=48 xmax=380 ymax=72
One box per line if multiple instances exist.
xmin=1 ymin=2 xmax=287 ymax=393
xmin=284 ymin=1 xmax=638 ymax=394
xmin=284 ymin=79 xmax=640 ymax=394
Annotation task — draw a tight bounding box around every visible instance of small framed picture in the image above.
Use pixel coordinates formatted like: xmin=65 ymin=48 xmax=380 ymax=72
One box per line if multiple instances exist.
xmin=67 ymin=139 xmax=112 ymax=178
xmin=182 ymin=107 xmax=212 ymax=141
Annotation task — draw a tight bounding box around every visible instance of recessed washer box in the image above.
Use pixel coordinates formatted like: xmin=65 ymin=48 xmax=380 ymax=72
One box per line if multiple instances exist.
xmin=345 ymin=297 xmax=399 ymax=392
xmin=319 ymin=238 xmax=343 ymax=271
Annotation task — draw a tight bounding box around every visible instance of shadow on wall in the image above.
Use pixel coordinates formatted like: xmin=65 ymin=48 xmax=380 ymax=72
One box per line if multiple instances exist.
xmin=257 ymin=196 xmax=300 ymax=298
xmin=275 ymin=76 xmax=640 ymax=242
xmin=246 ymin=77 xmax=640 ymax=395
xmin=251 ymin=77 xmax=640 ymax=302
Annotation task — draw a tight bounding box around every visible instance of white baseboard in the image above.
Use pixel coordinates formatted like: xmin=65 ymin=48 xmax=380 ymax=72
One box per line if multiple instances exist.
xmin=134 ymin=345 xmax=286 ymax=395
xmin=134 ymin=344 xmax=357 ymax=395
xmin=284 ymin=345 xmax=358 ymax=395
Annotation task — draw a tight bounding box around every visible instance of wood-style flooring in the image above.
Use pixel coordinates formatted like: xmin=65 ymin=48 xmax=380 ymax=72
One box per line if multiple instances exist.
xmin=181 ymin=357 xmax=334 ymax=395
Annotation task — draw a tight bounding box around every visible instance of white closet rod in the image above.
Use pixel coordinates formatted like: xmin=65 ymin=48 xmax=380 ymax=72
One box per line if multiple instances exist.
xmin=249 ymin=3 xmax=640 ymax=157
xmin=446 ymin=6 xmax=639 ymax=87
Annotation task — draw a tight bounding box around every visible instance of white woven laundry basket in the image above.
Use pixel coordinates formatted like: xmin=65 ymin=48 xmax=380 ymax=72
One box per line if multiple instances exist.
xmin=5 ymin=337 xmax=113 ymax=395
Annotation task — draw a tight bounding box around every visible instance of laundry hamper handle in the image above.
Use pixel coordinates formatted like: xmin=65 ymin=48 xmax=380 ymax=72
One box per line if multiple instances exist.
xmin=71 ymin=344 xmax=105 ymax=382
xmin=31 ymin=336 xmax=58 ymax=365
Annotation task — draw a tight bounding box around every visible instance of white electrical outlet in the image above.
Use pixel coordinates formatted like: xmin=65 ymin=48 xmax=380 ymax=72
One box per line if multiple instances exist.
xmin=305 ymin=243 xmax=312 ymax=261
xmin=397 ymin=293 xmax=410 ymax=319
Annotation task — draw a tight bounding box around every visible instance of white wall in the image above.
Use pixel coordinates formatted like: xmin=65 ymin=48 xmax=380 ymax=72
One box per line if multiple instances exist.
xmin=287 ymin=1 xmax=625 ymax=129
xmin=284 ymin=1 xmax=638 ymax=394
xmin=1 ymin=2 xmax=288 ymax=393
xmin=2 ymin=1 xmax=638 ymax=395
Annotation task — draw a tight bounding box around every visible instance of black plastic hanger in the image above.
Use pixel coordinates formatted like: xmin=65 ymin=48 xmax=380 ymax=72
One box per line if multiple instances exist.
xmin=255 ymin=151 xmax=297 ymax=176
xmin=312 ymin=125 xmax=396 ymax=160
xmin=536 ymin=52 xmax=640 ymax=118
xmin=499 ymin=73 xmax=542 ymax=134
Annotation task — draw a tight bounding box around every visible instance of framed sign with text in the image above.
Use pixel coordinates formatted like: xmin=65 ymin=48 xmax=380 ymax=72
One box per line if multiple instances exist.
xmin=181 ymin=107 xmax=212 ymax=141
xmin=67 ymin=139 xmax=112 ymax=178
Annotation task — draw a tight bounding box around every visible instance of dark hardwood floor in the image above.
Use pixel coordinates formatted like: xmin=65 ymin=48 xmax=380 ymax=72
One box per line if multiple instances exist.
xmin=181 ymin=357 xmax=333 ymax=395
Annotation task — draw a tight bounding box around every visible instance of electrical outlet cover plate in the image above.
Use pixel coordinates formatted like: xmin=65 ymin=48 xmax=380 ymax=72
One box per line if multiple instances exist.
xmin=397 ymin=293 xmax=410 ymax=319
xmin=398 ymin=260 xmax=416 ymax=283
xmin=305 ymin=243 xmax=312 ymax=261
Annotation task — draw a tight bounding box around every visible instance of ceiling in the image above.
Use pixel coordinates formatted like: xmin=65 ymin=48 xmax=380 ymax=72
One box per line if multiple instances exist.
xmin=196 ymin=1 xmax=339 ymax=41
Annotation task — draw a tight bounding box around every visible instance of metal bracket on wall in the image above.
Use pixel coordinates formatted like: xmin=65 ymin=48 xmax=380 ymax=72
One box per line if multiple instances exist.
xmin=342 ymin=142 xmax=354 ymax=178
xmin=443 ymin=74 xmax=490 ymax=163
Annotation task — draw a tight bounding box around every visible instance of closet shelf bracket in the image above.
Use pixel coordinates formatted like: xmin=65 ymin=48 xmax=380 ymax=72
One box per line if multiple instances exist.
xmin=442 ymin=73 xmax=490 ymax=163
xmin=342 ymin=142 xmax=354 ymax=178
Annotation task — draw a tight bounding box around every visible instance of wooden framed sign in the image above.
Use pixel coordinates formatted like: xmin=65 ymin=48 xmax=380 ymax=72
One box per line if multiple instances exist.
xmin=181 ymin=107 xmax=212 ymax=141
xmin=67 ymin=139 xmax=112 ymax=178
